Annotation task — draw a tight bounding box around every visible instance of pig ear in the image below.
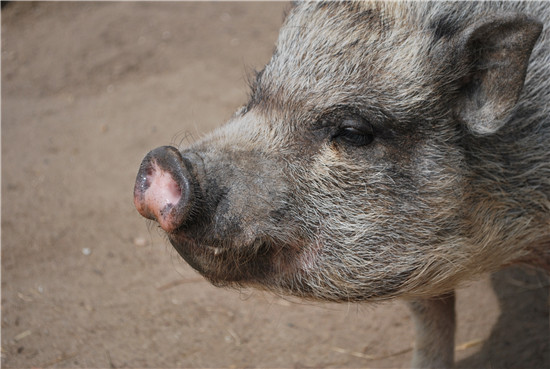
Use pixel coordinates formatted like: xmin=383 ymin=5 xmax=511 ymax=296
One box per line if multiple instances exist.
xmin=453 ymin=14 xmax=542 ymax=135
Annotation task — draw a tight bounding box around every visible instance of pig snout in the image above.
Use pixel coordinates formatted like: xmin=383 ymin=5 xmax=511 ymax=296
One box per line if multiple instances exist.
xmin=134 ymin=146 xmax=198 ymax=233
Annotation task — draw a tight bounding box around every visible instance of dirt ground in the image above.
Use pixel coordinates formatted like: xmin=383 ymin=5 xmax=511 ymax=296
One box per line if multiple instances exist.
xmin=1 ymin=2 xmax=548 ymax=368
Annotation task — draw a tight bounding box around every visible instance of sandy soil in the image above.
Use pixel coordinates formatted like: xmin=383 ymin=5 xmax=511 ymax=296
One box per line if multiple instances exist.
xmin=1 ymin=2 xmax=548 ymax=368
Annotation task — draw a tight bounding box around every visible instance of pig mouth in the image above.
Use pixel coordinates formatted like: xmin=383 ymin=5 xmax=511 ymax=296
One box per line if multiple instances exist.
xmin=167 ymin=232 xmax=297 ymax=285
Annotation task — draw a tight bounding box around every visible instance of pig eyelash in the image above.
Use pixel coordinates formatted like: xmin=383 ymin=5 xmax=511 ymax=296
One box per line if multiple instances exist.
xmin=332 ymin=117 xmax=376 ymax=147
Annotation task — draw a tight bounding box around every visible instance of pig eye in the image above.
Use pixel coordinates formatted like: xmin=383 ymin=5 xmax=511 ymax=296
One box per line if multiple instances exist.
xmin=333 ymin=118 xmax=375 ymax=147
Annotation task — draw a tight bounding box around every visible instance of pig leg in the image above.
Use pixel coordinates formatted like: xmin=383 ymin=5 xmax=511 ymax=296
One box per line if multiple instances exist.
xmin=408 ymin=292 xmax=455 ymax=368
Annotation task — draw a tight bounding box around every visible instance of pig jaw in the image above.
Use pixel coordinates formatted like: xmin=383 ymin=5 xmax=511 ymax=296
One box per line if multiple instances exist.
xmin=167 ymin=231 xmax=306 ymax=288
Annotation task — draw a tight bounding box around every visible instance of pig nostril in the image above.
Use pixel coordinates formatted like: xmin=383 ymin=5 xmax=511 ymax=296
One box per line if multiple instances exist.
xmin=145 ymin=166 xmax=155 ymax=181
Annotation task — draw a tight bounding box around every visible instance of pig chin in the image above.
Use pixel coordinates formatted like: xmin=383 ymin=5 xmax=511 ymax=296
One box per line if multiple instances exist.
xmin=166 ymin=230 xmax=306 ymax=287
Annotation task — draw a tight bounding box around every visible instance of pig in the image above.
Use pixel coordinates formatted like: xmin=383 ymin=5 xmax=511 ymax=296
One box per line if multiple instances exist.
xmin=134 ymin=1 xmax=549 ymax=367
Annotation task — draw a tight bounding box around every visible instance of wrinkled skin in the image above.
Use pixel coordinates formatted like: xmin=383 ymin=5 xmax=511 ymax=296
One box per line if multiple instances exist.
xmin=135 ymin=1 xmax=549 ymax=367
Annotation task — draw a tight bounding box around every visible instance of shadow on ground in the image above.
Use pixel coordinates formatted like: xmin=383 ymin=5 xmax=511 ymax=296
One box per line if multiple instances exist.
xmin=457 ymin=266 xmax=549 ymax=368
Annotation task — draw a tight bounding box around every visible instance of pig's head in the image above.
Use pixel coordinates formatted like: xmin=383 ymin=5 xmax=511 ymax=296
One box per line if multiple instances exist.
xmin=134 ymin=2 xmax=543 ymax=302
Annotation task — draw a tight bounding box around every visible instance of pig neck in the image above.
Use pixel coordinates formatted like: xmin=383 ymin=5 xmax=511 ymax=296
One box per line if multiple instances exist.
xmin=461 ymin=116 xmax=550 ymax=272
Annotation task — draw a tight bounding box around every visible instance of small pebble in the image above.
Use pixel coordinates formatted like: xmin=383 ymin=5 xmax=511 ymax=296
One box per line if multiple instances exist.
xmin=82 ymin=248 xmax=91 ymax=256
xmin=14 ymin=330 xmax=31 ymax=342
xmin=133 ymin=237 xmax=147 ymax=247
